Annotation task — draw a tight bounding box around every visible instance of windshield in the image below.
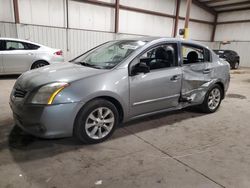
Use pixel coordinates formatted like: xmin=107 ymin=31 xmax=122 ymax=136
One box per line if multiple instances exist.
xmin=72 ymin=40 xmax=147 ymax=69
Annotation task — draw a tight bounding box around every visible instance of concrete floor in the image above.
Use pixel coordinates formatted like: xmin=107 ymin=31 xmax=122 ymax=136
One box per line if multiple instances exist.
xmin=0 ymin=68 xmax=250 ymax=188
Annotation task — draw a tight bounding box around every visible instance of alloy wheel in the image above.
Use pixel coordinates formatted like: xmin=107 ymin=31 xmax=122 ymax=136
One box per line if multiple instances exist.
xmin=234 ymin=62 xmax=239 ymax=69
xmin=34 ymin=63 xmax=46 ymax=68
xmin=85 ymin=107 xmax=115 ymax=139
xmin=208 ymin=88 xmax=221 ymax=110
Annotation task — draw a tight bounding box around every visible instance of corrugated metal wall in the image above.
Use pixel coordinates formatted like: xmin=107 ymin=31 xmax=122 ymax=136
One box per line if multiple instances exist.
xmin=0 ymin=0 xmax=220 ymax=63
xmin=15 ymin=24 xmax=115 ymax=60
xmin=210 ymin=41 xmax=250 ymax=67
xmin=0 ymin=21 xmax=216 ymax=61
xmin=0 ymin=22 xmax=144 ymax=60
xmin=214 ymin=9 xmax=250 ymax=67
xmin=16 ymin=25 xmax=66 ymax=51
xmin=67 ymin=29 xmax=115 ymax=59
xmin=0 ymin=22 xmax=17 ymax=38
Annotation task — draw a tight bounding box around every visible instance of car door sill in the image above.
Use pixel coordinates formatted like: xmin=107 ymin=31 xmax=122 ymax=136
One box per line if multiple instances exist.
xmin=133 ymin=94 xmax=180 ymax=106
xmin=127 ymin=105 xmax=182 ymax=122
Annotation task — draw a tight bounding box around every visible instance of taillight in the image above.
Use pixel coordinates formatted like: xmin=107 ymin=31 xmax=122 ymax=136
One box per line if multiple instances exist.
xmin=54 ymin=50 xmax=63 ymax=56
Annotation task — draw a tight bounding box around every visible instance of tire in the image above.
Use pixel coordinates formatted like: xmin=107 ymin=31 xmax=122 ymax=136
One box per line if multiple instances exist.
xmin=31 ymin=61 xmax=49 ymax=69
xmin=73 ymin=99 xmax=119 ymax=144
xmin=231 ymin=61 xmax=239 ymax=69
xmin=199 ymin=84 xmax=223 ymax=113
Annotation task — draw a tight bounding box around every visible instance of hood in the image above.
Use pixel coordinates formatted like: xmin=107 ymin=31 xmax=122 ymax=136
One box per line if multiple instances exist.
xmin=16 ymin=62 xmax=108 ymax=91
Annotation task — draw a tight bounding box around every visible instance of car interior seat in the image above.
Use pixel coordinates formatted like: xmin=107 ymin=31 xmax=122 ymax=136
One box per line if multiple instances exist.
xmin=187 ymin=51 xmax=199 ymax=64
xmin=150 ymin=47 xmax=170 ymax=69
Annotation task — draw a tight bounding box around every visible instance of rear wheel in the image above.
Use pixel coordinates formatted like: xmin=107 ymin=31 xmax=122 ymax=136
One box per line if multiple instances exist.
xmin=73 ymin=99 xmax=119 ymax=144
xmin=232 ymin=61 xmax=239 ymax=69
xmin=199 ymin=84 xmax=222 ymax=113
xmin=31 ymin=61 xmax=49 ymax=69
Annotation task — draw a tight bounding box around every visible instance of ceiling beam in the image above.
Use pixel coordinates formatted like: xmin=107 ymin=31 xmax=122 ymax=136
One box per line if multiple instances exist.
xmin=179 ymin=16 xmax=213 ymax=24
xmin=212 ymin=1 xmax=250 ymax=9
xmin=211 ymin=13 xmax=217 ymax=42
xmin=119 ymin=5 xmax=175 ymax=18
xmin=114 ymin=0 xmax=119 ymax=33
xmin=218 ymin=6 xmax=250 ymax=13
xmin=73 ymin=0 xmax=214 ymax=25
xmin=217 ymin=19 xmax=250 ymax=24
xmin=13 ymin=0 xmax=20 ymax=23
xmin=205 ymin=0 xmax=231 ymax=5
xmin=173 ymin=0 xmax=181 ymax=37
xmin=192 ymin=0 xmax=216 ymax=15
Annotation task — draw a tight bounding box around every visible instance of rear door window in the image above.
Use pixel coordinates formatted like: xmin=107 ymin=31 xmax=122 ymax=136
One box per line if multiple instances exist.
xmin=182 ymin=44 xmax=211 ymax=64
xmin=204 ymin=48 xmax=211 ymax=62
xmin=24 ymin=43 xmax=40 ymax=50
xmin=6 ymin=41 xmax=25 ymax=50
xmin=3 ymin=41 xmax=40 ymax=50
xmin=0 ymin=40 xmax=5 ymax=51
xmin=182 ymin=45 xmax=205 ymax=64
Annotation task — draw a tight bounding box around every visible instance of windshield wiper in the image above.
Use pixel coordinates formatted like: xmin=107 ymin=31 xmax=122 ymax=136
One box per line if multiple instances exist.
xmin=76 ymin=61 xmax=101 ymax=69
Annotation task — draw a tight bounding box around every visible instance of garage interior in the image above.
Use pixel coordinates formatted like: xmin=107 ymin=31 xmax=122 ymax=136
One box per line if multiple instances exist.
xmin=1 ymin=0 xmax=250 ymax=187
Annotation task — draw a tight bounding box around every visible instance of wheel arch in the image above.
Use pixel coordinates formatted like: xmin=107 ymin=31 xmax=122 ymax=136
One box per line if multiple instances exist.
xmin=77 ymin=95 xmax=125 ymax=124
xmin=214 ymin=81 xmax=225 ymax=99
xmin=30 ymin=60 xmax=50 ymax=69
xmin=95 ymin=96 xmax=124 ymax=123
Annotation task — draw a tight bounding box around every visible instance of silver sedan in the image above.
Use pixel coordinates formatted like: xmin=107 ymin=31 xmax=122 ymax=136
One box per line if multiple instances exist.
xmin=0 ymin=38 xmax=64 ymax=75
xmin=9 ymin=37 xmax=230 ymax=144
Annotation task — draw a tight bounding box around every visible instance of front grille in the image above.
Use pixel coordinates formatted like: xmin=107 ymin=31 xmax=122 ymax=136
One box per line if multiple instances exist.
xmin=14 ymin=88 xmax=27 ymax=98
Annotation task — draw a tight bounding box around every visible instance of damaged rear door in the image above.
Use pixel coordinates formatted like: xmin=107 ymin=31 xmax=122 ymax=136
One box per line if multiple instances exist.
xmin=180 ymin=43 xmax=211 ymax=104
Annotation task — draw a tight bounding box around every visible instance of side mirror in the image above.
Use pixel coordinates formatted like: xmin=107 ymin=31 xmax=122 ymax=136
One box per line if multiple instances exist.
xmin=131 ymin=62 xmax=150 ymax=75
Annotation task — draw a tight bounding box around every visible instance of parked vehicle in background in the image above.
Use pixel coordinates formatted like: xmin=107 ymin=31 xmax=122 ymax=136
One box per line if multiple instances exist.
xmin=10 ymin=37 xmax=230 ymax=144
xmin=0 ymin=38 xmax=64 ymax=75
xmin=213 ymin=49 xmax=240 ymax=69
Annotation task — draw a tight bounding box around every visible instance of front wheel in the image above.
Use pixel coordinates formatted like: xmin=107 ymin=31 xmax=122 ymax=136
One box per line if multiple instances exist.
xmin=199 ymin=84 xmax=223 ymax=113
xmin=73 ymin=99 xmax=119 ymax=144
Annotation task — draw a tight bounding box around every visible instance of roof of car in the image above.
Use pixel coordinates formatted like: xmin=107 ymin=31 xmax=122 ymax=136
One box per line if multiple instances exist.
xmin=0 ymin=37 xmax=44 ymax=47
xmin=119 ymin=37 xmax=210 ymax=49
xmin=0 ymin=37 xmax=209 ymax=50
xmin=213 ymin=49 xmax=236 ymax=53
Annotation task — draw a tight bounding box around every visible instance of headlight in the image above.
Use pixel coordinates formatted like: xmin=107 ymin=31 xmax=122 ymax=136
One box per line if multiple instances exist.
xmin=29 ymin=82 xmax=69 ymax=104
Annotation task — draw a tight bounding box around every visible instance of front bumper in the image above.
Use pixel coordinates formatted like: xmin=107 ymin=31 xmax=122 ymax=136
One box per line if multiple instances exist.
xmin=9 ymin=99 xmax=82 ymax=138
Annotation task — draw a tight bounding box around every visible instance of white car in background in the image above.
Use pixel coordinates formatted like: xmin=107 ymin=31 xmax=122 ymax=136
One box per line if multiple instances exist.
xmin=0 ymin=38 xmax=64 ymax=75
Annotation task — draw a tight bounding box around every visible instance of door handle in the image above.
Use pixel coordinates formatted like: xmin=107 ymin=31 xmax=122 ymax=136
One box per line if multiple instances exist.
xmin=170 ymin=75 xmax=181 ymax=81
xmin=26 ymin=53 xmax=33 ymax=56
xmin=203 ymin=69 xmax=212 ymax=74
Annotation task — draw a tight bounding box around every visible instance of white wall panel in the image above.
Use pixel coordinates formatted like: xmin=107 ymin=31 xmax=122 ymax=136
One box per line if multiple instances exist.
xmin=16 ymin=24 xmax=67 ymax=58
xmin=67 ymin=29 xmax=115 ymax=59
xmin=119 ymin=10 xmax=173 ymax=36
xmin=19 ymin=0 xmax=65 ymax=27
xmin=116 ymin=33 xmax=144 ymax=39
xmin=215 ymin=23 xmax=250 ymax=41
xmin=179 ymin=0 xmax=214 ymax=22
xmin=214 ymin=9 xmax=250 ymax=67
xmin=208 ymin=42 xmax=250 ymax=67
xmin=68 ymin=1 xmax=114 ymax=32
xmin=0 ymin=0 xmax=14 ymax=22
xmin=198 ymin=41 xmax=218 ymax=49
xmin=120 ymin=0 xmax=176 ymax=15
xmin=220 ymin=42 xmax=250 ymax=67
xmin=0 ymin=22 xmax=17 ymax=37
xmin=177 ymin=20 xmax=213 ymax=41
xmin=218 ymin=10 xmax=250 ymax=22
